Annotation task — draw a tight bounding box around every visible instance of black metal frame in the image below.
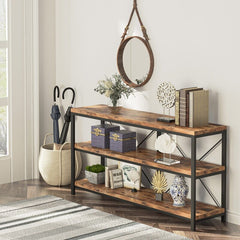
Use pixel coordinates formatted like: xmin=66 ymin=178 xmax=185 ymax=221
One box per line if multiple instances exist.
xmin=221 ymin=130 xmax=227 ymax=223
xmin=176 ymin=137 xmax=223 ymax=206
xmin=70 ymin=112 xmax=227 ymax=231
xmin=191 ymin=136 xmax=197 ymax=230
xmin=71 ymin=113 xmax=75 ymax=195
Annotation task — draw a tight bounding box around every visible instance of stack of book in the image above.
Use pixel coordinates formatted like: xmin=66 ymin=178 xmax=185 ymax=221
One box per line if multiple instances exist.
xmin=175 ymin=87 xmax=209 ymax=128
xmin=105 ymin=165 xmax=123 ymax=189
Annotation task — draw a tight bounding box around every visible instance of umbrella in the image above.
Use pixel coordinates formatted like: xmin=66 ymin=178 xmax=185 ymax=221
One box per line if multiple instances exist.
xmin=59 ymin=87 xmax=75 ymax=144
xmin=51 ymin=86 xmax=61 ymax=144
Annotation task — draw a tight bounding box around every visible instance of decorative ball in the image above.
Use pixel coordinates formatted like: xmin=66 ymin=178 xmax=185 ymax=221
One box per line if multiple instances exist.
xmin=157 ymin=82 xmax=176 ymax=109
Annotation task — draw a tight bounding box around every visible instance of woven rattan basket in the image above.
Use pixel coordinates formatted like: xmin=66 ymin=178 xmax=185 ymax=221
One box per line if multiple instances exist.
xmin=39 ymin=134 xmax=82 ymax=186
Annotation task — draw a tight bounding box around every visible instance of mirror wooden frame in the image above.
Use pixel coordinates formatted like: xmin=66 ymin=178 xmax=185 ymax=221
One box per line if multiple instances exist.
xmin=117 ymin=0 xmax=154 ymax=88
xmin=117 ymin=36 xmax=154 ymax=88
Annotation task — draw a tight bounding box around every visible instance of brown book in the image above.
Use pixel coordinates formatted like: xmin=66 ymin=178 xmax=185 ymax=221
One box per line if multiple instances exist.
xmin=189 ymin=90 xmax=209 ymax=128
xmin=175 ymin=90 xmax=180 ymax=125
xmin=179 ymin=87 xmax=198 ymax=126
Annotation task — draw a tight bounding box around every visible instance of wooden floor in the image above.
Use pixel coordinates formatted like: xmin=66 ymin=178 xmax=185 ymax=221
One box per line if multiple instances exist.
xmin=0 ymin=179 xmax=239 ymax=240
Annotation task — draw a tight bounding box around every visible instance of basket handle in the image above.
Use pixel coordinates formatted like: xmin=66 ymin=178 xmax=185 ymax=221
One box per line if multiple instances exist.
xmin=43 ymin=133 xmax=53 ymax=145
xmin=58 ymin=142 xmax=79 ymax=186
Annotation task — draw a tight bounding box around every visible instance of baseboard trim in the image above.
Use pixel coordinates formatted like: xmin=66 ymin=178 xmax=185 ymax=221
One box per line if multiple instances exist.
xmin=227 ymin=210 xmax=240 ymax=225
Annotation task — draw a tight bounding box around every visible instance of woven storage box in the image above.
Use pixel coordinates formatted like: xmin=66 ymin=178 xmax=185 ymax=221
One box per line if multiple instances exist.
xmin=85 ymin=171 xmax=105 ymax=184
xmin=110 ymin=130 xmax=136 ymax=153
xmin=91 ymin=124 xmax=120 ymax=149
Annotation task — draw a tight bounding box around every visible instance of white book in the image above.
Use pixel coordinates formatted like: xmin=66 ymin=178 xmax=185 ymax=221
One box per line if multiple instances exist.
xmin=105 ymin=164 xmax=118 ymax=187
xmin=109 ymin=169 xmax=123 ymax=189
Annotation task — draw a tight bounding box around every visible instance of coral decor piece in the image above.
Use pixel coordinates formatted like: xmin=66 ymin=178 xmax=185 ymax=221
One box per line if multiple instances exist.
xmin=155 ymin=133 xmax=176 ymax=154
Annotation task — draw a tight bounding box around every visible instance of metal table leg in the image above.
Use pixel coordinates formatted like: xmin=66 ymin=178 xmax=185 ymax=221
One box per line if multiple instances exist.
xmin=221 ymin=130 xmax=227 ymax=222
xmin=101 ymin=120 xmax=105 ymax=166
xmin=191 ymin=136 xmax=196 ymax=231
xmin=71 ymin=113 xmax=76 ymax=195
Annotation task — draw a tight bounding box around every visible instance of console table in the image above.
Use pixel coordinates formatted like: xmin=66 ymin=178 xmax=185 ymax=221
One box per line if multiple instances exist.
xmin=70 ymin=104 xmax=227 ymax=231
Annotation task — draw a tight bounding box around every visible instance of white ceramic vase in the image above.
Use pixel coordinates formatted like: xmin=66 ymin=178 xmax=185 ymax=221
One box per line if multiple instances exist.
xmin=170 ymin=175 xmax=189 ymax=207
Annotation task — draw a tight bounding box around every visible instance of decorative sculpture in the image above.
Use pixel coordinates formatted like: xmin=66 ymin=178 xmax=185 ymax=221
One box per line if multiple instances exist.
xmin=156 ymin=82 xmax=176 ymax=122
xmin=152 ymin=170 xmax=168 ymax=201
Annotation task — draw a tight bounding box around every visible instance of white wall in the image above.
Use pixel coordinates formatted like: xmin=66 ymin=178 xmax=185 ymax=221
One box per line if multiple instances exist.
xmin=39 ymin=0 xmax=56 ymax=145
xmin=39 ymin=0 xmax=240 ymax=224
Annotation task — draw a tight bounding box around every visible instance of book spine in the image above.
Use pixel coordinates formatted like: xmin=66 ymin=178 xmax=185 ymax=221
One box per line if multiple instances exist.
xmin=105 ymin=165 xmax=118 ymax=188
xmin=185 ymin=91 xmax=191 ymax=127
xmin=179 ymin=90 xmax=187 ymax=127
xmin=189 ymin=92 xmax=194 ymax=128
xmin=105 ymin=167 xmax=109 ymax=187
xmin=109 ymin=170 xmax=114 ymax=189
xmin=175 ymin=90 xmax=180 ymax=125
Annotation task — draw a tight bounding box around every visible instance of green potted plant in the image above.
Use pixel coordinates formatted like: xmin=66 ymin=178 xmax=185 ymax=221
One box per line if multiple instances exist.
xmin=85 ymin=164 xmax=105 ymax=184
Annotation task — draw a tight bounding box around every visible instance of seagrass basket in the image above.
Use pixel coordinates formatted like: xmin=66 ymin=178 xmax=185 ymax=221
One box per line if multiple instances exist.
xmin=39 ymin=134 xmax=82 ymax=186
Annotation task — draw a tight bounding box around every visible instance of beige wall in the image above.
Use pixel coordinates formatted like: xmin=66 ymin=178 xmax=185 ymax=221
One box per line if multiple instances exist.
xmin=39 ymin=0 xmax=240 ymax=225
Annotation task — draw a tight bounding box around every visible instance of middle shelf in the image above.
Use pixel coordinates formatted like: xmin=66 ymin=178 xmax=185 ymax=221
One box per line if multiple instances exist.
xmin=75 ymin=142 xmax=225 ymax=178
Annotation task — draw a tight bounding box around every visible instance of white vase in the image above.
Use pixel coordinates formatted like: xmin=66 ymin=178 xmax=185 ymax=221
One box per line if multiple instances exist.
xmin=170 ymin=175 xmax=189 ymax=207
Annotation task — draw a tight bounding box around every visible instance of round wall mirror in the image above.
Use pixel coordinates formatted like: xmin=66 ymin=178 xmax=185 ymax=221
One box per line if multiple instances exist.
xmin=117 ymin=36 xmax=154 ymax=88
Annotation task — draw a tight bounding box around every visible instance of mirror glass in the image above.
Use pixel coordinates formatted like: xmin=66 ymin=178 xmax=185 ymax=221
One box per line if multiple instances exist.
xmin=123 ymin=38 xmax=150 ymax=85
xmin=117 ymin=36 xmax=154 ymax=88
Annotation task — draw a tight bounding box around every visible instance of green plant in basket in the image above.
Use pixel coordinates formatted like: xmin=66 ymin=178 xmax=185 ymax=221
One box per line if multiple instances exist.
xmin=85 ymin=164 xmax=105 ymax=173
xmin=94 ymin=74 xmax=134 ymax=107
xmin=85 ymin=164 xmax=105 ymax=185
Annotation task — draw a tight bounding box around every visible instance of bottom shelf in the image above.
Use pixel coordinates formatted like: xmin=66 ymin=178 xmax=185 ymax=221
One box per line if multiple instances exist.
xmin=75 ymin=179 xmax=224 ymax=221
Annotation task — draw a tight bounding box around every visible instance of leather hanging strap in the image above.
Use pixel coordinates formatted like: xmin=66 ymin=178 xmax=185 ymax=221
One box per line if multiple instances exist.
xmin=121 ymin=0 xmax=150 ymax=42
